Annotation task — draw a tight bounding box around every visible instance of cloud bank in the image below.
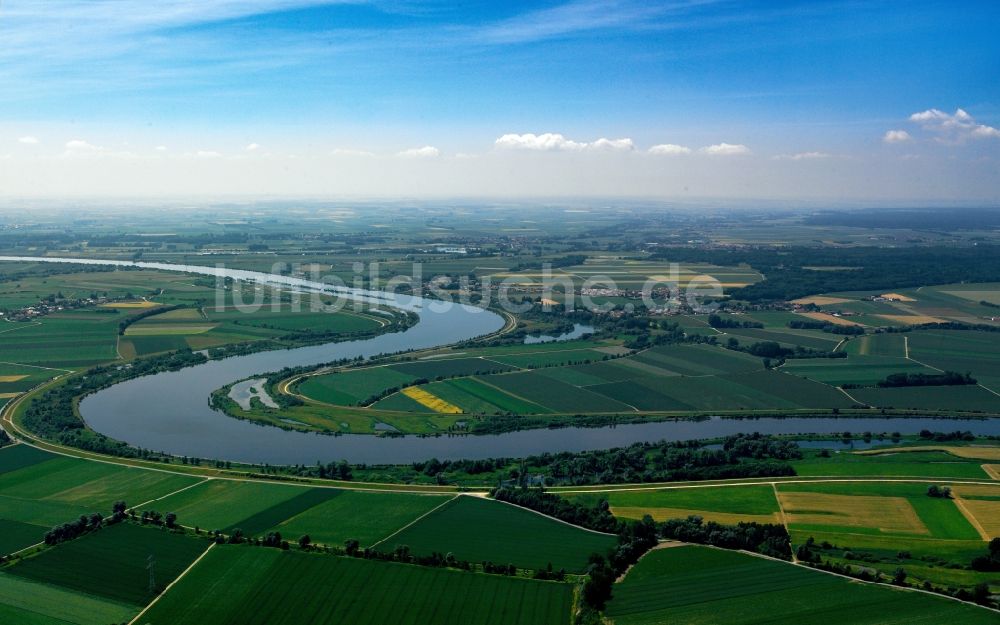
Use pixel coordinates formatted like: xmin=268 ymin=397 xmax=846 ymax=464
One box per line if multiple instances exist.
xmin=396 ymin=146 xmax=440 ymax=158
xmin=699 ymin=142 xmax=750 ymax=156
xmin=495 ymin=133 xmax=634 ymax=152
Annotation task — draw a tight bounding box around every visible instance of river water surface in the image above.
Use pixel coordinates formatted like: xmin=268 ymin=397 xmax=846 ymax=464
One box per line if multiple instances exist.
xmin=4 ymin=256 xmax=999 ymax=465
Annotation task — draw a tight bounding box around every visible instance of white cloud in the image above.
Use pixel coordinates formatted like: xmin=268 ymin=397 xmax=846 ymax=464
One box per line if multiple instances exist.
xmin=245 ymin=143 xmax=260 ymax=152
xmin=62 ymin=139 xmax=105 ymax=157
xmin=18 ymin=136 xmax=40 ymax=145
xmin=904 ymin=108 xmax=1000 ymax=143
xmin=699 ymin=142 xmax=750 ymax=156
xmin=773 ymin=151 xmax=831 ymax=160
xmin=648 ymin=143 xmax=691 ymax=156
xmin=589 ymin=137 xmax=635 ymax=151
xmin=495 ymin=132 xmax=634 ymax=152
xmin=882 ymin=130 xmax=911 ymax=144
xmin=396 ymin=146 xmax=440 ymax=158
xmin=196 ymin=150 xmax=222 ymax=158
xmin=155 ymin=145 xmax=168 ymax=152
xmin=972 ymin=125 xmax=1000 ymax=139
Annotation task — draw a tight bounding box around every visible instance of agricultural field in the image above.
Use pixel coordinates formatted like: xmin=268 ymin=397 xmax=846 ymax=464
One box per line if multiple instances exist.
xmin=791 ymin=448 xmax=993 ymax=479
xmin=564 ymin=484 xmax=783 ymax=525
xmin=376 ymin=495 xmax=617 ymax=573
xmin=474 ymin=257 xmax=763 ymax=292
xmin=150 ymin=480 xmax=320 ymax=533
xmin=776 ymin=481 xmax=981 ymax=539
xmin=0 ymin=310 xmax=126 ymax=369
xmin=0 ymin=363 xmax=60 ymax=396
xmin=121 ymin=302 xmax=384 ymax=356
xmin=283 ymin=337 xmax=871 ymax=433
xmin=2 ymin=522 xmax=208 ymax=620
xmin=0 ymin=444 xmax=200 ymax=554
xmin=606 ymin=545 xmax=999 ymax=625
xmin=0 ymin=572 xmax=138 ymax=625
xmin=150 ymin=479 xmax=458 ymax=548
xmin=848 ymin=385 xmax=1000 ymax=413
xmin=788 ymin=283 xmax=1000 ymax=330
xmin=267 ymin=491 xmax=453 ymax=547
xmin=776 ymin=481 xmax=998 ymax=591
xmin=139 ymin=546 xmax=574 ymax=625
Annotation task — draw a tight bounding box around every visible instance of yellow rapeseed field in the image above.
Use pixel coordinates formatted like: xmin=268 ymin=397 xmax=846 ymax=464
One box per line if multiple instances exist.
xmin=401 ymin=386 xmax=463 ymax=414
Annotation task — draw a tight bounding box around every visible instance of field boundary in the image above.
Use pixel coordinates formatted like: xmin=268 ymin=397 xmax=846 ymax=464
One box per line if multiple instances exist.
xmin=552 ymin=476 xmax=1000 ymax=494
xmin=369 ymin=494 xmax=459 ymax=549
xmin=772 ymin=482 xmax=789 ymax=533
xmin=714 ymin=544 xmax=1000 ymax=615
xmin=950 ymin=492 xmax=991 ymax=541
xmin=132 ymin=477 xmax=212 ymax=510
xmin=126 ymin=542 xmax=216 ymax=625
xmin=485 ymin=494 xmax=618 ymax=537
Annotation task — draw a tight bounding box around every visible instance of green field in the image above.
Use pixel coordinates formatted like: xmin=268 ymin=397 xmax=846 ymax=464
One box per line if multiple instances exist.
xmin=139 ymin=546 xmax=574 ymax=625
xmin=377 ymin=495 xmax=616 ymax=572
xmin=151 ymin=480 xmax=313 ymax=532
xmin=0 ymin=444 xmax=53 ymax=473
xmin=0 ymin=446 xmax=201 ymax=552
xmin=783 ymin=355 xmax=936 ymax=386
xmin=7 ymin=523 xmax=209 ymax=606
xmin=121 ymin=303 xmax=384 ymax=356
xmin=0 ymin=363 xmax=59 ymax=395
xmin=0 ymin=572 xmax=137 ymax=625
xmin=849 ymin=385 xmax=1000 ymax=412
xmin=0 ymin=312 xmax=124 ymax=368
xmin=267 ymin=491 xmax=453 ymax=547
xmin=0 ymin=519 xmax=45 ymax=555
xmin=606 ymin=545 xmax=999 ymax=625
xmin=298 ymin=366 xmax=415 ymax=405
xmin=792 ymin=449 xmax=991 ymax=479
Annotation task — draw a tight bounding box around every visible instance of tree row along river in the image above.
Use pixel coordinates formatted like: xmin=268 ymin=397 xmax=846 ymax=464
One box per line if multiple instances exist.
xmin=3 ymin=256 xmax=999 ymax=465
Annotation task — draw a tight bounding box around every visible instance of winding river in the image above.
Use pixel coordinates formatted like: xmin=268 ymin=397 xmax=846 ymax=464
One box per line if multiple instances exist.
xmin=4 ymin=256 xmax=1000 ymax=465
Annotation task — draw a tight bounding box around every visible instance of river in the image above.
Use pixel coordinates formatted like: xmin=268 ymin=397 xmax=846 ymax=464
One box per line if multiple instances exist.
xmin=3 ymin=256 xmax=999 ymax=465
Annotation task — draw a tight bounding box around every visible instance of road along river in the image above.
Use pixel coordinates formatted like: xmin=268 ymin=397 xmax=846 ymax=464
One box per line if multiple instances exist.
xmin=3 ymin=257 xmax=1000 ymax=465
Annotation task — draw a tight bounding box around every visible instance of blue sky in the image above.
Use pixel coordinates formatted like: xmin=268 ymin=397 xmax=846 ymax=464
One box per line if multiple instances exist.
xmin=1 ymin=0 xmax=998 ymax=200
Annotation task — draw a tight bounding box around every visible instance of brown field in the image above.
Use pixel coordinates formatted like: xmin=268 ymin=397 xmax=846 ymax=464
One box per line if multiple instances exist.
xmin=791 ymin=296 xmax=852 ymax=305
xmin=0 ymin=392 xmax=19 ymax=399
xmin=949 ymin=484 xmax=1000 ymax=498
xmin=881 ymin=293 xmax=917 ymax=302
xmin=797 ymin=312 xmax=866 ymax=327
xmin=595 ymin=346 xmax=633 ymax=356
xmin=611 ymin=506 xmax=780 ymax=526
xmin=776 ymin=492 xmax=929 ymax=535
xmin=856 ymin=446 xmax=1000 ymax=461
xmin=125 ymin=324 xmax=217 ymax=336
xmin=151 ymin=307 xmax=204 ymax=320
xmin=983 ymin=465 xmax=1000 ymax=480
xmin=100 ymin=300 xmax=160 ymax=308
xmin=877 ymin=314 xmax=948 ymax=325
xmin=953 ymin=497 xmax=1000 ymax=539
xmin=0 ymin=375 xmax=27 ymax=383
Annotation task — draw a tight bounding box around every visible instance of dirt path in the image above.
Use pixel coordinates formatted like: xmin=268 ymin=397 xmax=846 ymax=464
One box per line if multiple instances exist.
xmin=951 ymin=493 xmax=991 ymax=541
xmin=369 ymin=495 xmax=459 ymax=549
xmin=126 ymin=542 xmax=216 ymax=625
xmin=772 ymin=483 xmax=790 ymax=533
xmin=615 ymin=541 xmax=684 ymax=582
